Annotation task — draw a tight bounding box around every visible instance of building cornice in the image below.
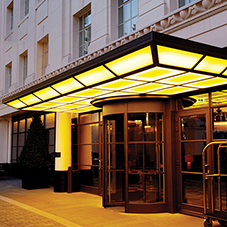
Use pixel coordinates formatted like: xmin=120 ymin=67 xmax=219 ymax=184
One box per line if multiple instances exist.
xmin=1 ymin=0 xmax=227 ymax=103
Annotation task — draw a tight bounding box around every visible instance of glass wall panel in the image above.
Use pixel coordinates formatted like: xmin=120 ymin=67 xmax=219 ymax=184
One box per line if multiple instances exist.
xmin=19 ymin=119 xmax=25 ymax=132
xmin=13 ymin=121 xmax=18 ymax=133
xmin=45 ymin=113 xmax=55 ymax=128
xmin=213 ymin=107 xmax=227 ymax=139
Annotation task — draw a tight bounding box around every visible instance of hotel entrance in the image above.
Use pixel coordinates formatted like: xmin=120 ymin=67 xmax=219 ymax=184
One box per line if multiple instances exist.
xmin=100 ymin=97 xmax=167 ymax=213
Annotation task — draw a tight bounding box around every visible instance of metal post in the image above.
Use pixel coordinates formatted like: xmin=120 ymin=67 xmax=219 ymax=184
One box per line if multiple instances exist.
xmin=67 ymin=166 xmax=72 ymax=193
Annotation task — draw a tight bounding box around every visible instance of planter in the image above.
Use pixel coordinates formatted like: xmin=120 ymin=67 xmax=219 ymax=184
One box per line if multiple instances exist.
xmin=22 ymin=168 xmax=49 ymax=190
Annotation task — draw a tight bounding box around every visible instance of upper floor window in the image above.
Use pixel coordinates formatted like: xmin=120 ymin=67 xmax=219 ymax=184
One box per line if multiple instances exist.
xmin=79 ymin=11 xmax=91 ymax=57
xmin=6 ymin=63 xmax=12 ymax=90
xmin=7 ymin=2 xmax=14 ymax=32
xmin=118 ymin=0 xmax=138 ymax=38
xmin=178 ymin=0 xmax=196 ymax=8
xmin=23 ymin=54 xmax=28 ymax=84
xmin=25 ymin=0 xmax=29 ymax=16
xmin=42 ymin=38 xmax=48 ymax=76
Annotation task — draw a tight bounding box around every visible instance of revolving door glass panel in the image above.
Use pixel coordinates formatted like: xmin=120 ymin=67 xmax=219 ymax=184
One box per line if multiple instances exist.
xmin=105 ymin=115 xmax=125 ymax=205
xmin=128 ymin=113 xmax=165 ymax=204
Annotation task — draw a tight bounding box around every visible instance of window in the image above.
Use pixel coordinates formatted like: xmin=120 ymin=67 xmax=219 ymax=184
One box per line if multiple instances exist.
xmin=118 ymin=0 xmax=138 ymax=38
xmin=11 ymin=113 xmax=56 ymax=164
xmin=41 ymin=38 xmax=48 ymax=76
xmin=7 ymin=2 xmax=14 ymax=32
xmin=37 ymin=35 xmax=49 ymax=77
xmin=6 ymin=63 xmax=12 ymax=89
xmin=23 ymin=54 xmax=28 ymax=84
xmin=25 ymin=0 xmax=29 ymax=16
xmin=79 ymin=11 xmax=91 ymax=57
xmin=178 ymin=0 xmax=196 ymax=8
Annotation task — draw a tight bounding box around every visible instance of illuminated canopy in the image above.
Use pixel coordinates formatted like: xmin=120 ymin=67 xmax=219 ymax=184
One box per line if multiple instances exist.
xmin=3 ymin=32 xmax=227 ymax=113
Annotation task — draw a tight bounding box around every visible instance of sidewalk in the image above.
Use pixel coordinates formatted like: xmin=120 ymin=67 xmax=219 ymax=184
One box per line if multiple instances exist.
xmin=0 ymin=177 xmax=221 ymax=227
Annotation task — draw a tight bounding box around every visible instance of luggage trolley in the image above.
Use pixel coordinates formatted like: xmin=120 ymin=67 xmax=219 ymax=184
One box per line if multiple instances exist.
xmin=202 ymin=141 xmax=227 ymax=227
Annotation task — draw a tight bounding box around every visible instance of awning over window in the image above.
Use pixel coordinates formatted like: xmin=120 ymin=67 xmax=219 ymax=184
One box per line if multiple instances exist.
xmin=3 ymin=32 xmax=227 ymax=113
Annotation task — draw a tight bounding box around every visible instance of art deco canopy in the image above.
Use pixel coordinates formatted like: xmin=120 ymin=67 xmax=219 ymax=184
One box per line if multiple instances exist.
xmin=3 ymin=32 xmax=227 ymax=113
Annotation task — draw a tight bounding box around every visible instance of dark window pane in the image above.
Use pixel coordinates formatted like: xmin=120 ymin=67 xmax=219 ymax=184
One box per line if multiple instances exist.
xmin=12 ymin=134 xmax=17 ymax=146
xmin=179 ymin=0 xmax=186 ymax=7
xmin=118 ymin=6 xmax=123 ymax=24
xmin=118 ymin=24 xmax=124 ymax=38
xmin=18 ymin=133 xmax=25 ymax=147
xmin=48 ymin=129 xmax=55 ymax=146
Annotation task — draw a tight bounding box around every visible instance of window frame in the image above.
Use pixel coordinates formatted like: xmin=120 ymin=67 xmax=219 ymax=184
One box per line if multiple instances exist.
xmin=118 ymin=0 xmax=138 ymax=38
xmin=79 ymin=10 xmax=91 ymax=57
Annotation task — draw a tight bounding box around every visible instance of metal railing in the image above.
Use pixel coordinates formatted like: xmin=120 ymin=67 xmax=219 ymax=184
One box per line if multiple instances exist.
xmin=202 ymin=141 xmax=227 ymax=215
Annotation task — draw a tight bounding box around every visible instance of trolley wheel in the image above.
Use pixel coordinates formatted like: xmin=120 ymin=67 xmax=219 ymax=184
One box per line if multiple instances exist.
xmin=218 ymin=220 xmax=227 ymax=226
xmin=204 ymin=218 xmax=213 ymax=227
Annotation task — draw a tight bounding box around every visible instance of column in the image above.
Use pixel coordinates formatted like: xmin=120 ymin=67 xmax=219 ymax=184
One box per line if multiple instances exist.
xmin=54 ymin=112 xmax=71 ymax=192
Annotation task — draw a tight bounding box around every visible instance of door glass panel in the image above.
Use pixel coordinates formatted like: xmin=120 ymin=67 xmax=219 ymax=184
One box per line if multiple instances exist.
xmin=106 ymin=115 xmax=125 ymax=204
xmin=181 ymin=115 xmax=206 ymax=140
xmin=181 ymin=141 xmax=206 ymax=172
xmin=107 ymin=171 xmax=124 ymax=202
xmin=128 ymin=113 xmax=165 ymax=204
xmin=182 ymin=174 xmax=204 ymax=207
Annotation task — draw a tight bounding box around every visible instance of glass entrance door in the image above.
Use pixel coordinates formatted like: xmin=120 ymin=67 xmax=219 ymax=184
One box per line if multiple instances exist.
xmin=103 ymin=114 xmax=125 ymax=206
xmin=179 ymin=111 xmax=208 ymax=214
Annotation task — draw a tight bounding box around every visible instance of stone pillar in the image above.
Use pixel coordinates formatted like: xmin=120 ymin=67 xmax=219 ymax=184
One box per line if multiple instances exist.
xmin=54 ymin=112 xmax=71 ymax=192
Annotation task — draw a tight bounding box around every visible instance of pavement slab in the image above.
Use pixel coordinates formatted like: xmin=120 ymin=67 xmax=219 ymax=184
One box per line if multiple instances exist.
xmin=0 ymin=177 xmax=223 ymax=227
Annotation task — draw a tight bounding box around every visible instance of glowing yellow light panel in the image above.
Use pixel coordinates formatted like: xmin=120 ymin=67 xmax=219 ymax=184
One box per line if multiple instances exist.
xmin=124 ymin=83 xmax=172 ymax=93
xmin=223 ymin=69 xmax=227 ymax=76
xmin=75 ymin=66 xmax=115 ymax=86
xmin=126 ymin=66 xmax=185 ymax=82
xmin=23 ymin=106 xmax=47 ymax=111
xmin=50 ymin=96 xmax=84 ymax=103
xmin=96 ymin=79 xmax=145 ymax=90
xmin=34 ymin=87 xmax=60 ymax=101
xmin=157 ymin=72 xmax=213 ymax=85
xmin=157 ymin=45 xmax=203 ymax=69
xmin=20 ymin=94 xmax=41 ymax=105
xmin=188 ymin=77 xmax=227 ymax=88
xmin=195 ymin=56 xmax=227 ymax=74
xmin=105 ymin=46 xmax=153 ymax=75
xmin=69 ymin=89 xmax=110 ymax=98
xmin=150 ymin=86 xmax=196 ymax=95
xmin=52 ymin=78 xmax=84 ymax=94
xmin=7 ymin=99 xmax=27 ymax=109
xmin=58 ymin=104 xmax=85 ymax=109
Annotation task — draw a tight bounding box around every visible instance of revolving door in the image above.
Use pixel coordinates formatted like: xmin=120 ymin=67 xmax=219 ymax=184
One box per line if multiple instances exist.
xmin=101 ymin=98 xmax=168 ymax=213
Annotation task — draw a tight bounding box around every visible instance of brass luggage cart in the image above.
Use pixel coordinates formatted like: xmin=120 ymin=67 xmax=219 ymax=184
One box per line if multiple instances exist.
xmin=202 ymin=141 xmax=227 ymax=227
